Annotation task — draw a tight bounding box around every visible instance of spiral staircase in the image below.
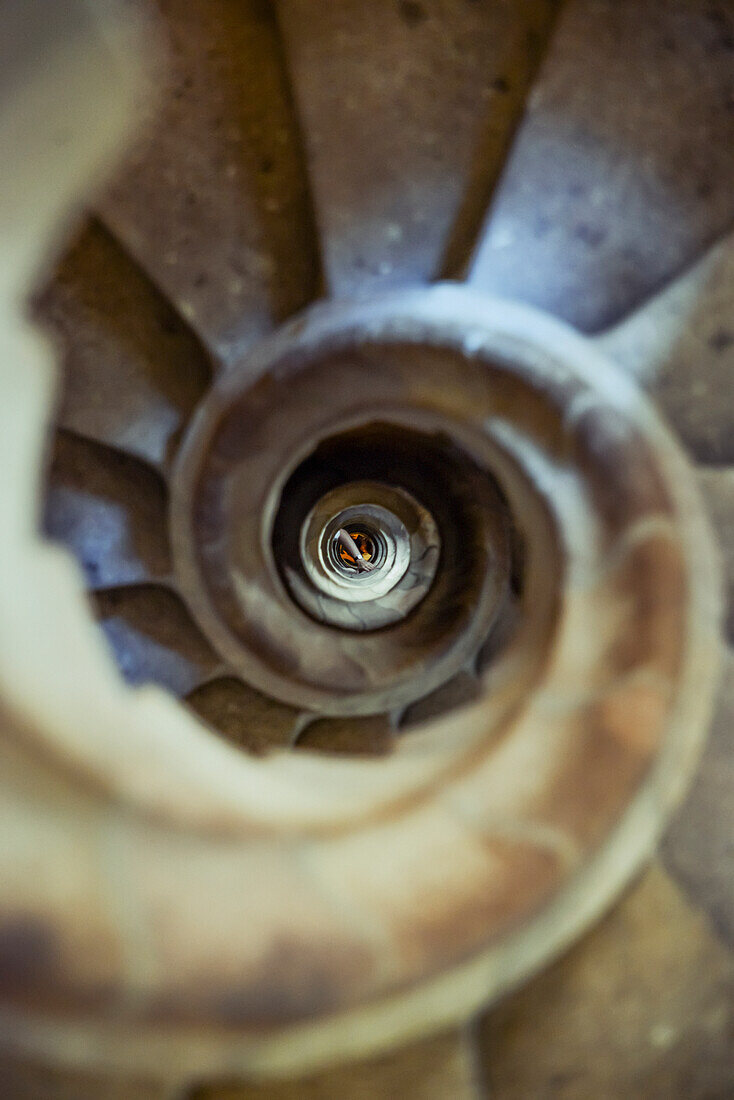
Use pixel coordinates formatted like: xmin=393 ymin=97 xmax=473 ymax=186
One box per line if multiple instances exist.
xmin=1 ymin=0 xmax=733 ymax=1096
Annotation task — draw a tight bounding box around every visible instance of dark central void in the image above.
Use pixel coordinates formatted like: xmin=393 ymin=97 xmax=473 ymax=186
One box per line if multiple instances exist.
xmin=272 ymin=421 xmax=517 ymax=629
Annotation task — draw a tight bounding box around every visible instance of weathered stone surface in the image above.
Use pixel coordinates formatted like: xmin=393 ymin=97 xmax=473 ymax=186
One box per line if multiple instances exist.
xmin=6 ymin=2 xmax=734 ymax=1096
xmin=278 ymin=0 xmax=559 ymax=296
xmin=192 ymin=1027 xmax=480 ymax=1099
xmin=34 ymin=220 xmax=210 ymax=472
xmin=295 ymin=714 xmax=395 ymax=756
xmin=470 ymin=0 xmax=734 ymax=332
xmin=100 ymin=0 xmax=320 ymax=366
xmin=187 ymin=676 xmax=303 ymax=754
xmin=698 ymin=469 xmax=734 ymax=642
xmin=0 ymin=1056 xmax=165 ymax=1099
xmin=43 ymin=430 xmax=171 ymax=590
xmin=400 ymin=671 xmax=482 ymax=729
xmin=480 ymin=865 xmax=734 ymax=1099
xmin=599 ymin=232 xmax=734 ymax=465
xmin=94 ymin=584 xmax=221 ymax=695
xmin=664 ymin=650 xmax=734 ymax=949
